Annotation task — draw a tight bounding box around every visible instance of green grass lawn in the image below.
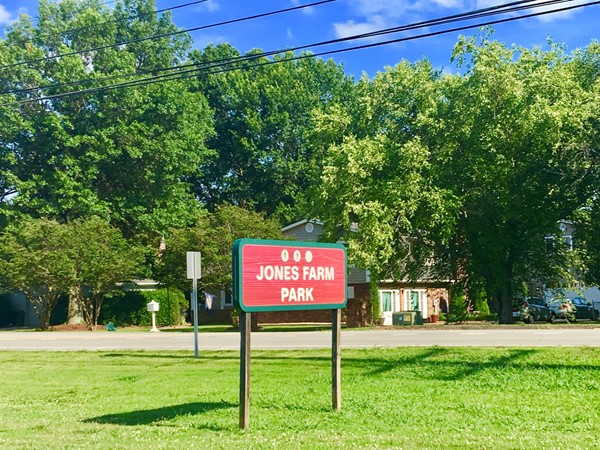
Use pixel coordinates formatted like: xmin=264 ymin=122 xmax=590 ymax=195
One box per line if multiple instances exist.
xmin=1 ymin=347 xmax=599 ymax=449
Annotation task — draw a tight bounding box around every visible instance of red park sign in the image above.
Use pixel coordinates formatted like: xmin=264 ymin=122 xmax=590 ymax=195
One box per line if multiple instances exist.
xmin=232 ymin=239 xmax=347 ymax=312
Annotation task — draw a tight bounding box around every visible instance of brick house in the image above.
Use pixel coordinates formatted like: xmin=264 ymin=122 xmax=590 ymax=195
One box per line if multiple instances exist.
xmin=278 ymin=220 xmax=450 ymax=326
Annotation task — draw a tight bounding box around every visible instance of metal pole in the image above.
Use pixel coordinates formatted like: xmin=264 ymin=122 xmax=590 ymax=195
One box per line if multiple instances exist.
xmin=193 ymin=278 xmax=199 ymax=358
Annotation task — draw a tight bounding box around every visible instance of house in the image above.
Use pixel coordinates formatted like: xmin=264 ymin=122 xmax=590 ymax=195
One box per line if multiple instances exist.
xmin=280 ymin=219 xmax=450 ymax=326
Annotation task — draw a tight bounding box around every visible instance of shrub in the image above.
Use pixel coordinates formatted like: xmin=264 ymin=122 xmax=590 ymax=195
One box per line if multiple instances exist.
xmin=100 ymin=288 xmax=185 ymax=327
xmin=473 ymin=289 xmax=491 ymax=316
xmin=446 ymin=286 xmax=469 ymax=323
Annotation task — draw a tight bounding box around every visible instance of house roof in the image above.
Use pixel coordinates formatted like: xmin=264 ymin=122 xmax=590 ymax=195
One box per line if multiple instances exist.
xmin=281 ymin=219 xmax=323 ymax=232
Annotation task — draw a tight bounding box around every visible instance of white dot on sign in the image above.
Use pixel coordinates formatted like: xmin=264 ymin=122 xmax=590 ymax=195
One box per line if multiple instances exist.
xmin=281 ymin=249 xmax=289 ymax=262
xmin=293 ymin=250 xmax=301 ymax=262
xmin=305 ymin=250 xmax=313 ymax=263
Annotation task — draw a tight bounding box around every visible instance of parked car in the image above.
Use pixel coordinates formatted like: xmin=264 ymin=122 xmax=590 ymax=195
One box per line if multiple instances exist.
xmin=570 ymin=296 xmax=599 ymax=321
xmin=514 ymin=297 xmax=556 ymax=324
xmin=547 ymin=297 xmax=577 ymax=321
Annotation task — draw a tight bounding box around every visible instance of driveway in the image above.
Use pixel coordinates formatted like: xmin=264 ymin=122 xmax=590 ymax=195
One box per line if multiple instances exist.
xmin=2 ymin=327 xmax=600 ymax=351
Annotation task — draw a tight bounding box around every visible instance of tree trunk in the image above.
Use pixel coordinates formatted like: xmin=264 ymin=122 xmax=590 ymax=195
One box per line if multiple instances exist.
xmin=251 ymin=313 xmax=260 ymax=332
xmin=497 ymin=286 xmax=514 ymax=324
xmin=66 ymin=291 xmax=83 ymax=325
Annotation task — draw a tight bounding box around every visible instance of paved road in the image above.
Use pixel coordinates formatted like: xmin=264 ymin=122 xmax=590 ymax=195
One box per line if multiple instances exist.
xmin=2 ymin=328 xmax=600 ymax=351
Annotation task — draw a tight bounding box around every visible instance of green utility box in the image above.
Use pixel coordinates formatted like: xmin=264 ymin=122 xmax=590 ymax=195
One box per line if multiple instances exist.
xmin=392 ymin=311 xmax=423 ymax=325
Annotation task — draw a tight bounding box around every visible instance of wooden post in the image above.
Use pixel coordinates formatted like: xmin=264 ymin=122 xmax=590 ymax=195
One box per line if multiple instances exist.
xmin=332 ymin=308 xmax=341 ymax=410
xmin=239 ymin=311 xmax=251 ymax=429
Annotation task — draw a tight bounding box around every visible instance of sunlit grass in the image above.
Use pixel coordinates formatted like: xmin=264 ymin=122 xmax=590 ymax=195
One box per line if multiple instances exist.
xmin=1 ymin=348 xmax=599 ymax=449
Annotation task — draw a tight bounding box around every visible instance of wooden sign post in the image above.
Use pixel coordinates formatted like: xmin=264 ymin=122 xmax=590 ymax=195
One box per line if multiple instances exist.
xmin=233 ymin=239 xmax=347 ymax=429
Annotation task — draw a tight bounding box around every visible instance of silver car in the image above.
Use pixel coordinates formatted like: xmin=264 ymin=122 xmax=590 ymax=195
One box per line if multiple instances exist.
xmin=547 ymin=297 xmax=576 ymax=321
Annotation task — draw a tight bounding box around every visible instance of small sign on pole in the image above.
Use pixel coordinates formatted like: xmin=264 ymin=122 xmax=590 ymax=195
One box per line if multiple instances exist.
xmin=186 ymin=251 xmax=201 ymax=280
xmin=186 ymin=251 xmax=202 ymax=358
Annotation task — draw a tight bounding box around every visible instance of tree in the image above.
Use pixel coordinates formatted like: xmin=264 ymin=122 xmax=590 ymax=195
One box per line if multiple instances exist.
xmin=67 ymin=217 xmax=144 ymax=330
xmin=315 ymin=59 xmax=457 ymax=282
xmin=0 ymin=218 xmax=74 ymax=330
xmin=0 ymin=0 xmax=214 ymax=242
xmin=157 ymin=205 xmax=283 ymax=293
xmin=431 ymin=37 xmax=598 ymax=322
xmin=314 ymin=36 xmax=600 ymax=323
xmin=190 ymin=45 xmax=354 ymax=224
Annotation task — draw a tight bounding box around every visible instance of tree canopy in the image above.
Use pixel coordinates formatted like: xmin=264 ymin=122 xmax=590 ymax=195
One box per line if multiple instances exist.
xmin=315 ymin=36 xmax=600 ymax=323
xmin=190 ymin=44 xmax=354 ymax=224
xmin=0 ymin=0 xmax=214 ymax=240
xmin=157 ymin=205 xmax=282 ymax=294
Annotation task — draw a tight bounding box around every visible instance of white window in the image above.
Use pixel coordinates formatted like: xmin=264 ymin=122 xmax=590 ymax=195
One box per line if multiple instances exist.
xmin=379 ymin=289 xmax=400 ymax=315
xmin=403 ymin=289 xmax=428 ymax=315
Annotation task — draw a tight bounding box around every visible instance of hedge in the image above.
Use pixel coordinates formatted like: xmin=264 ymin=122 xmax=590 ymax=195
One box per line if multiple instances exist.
xmin=100 ymin=288 xmax=185 ymax=327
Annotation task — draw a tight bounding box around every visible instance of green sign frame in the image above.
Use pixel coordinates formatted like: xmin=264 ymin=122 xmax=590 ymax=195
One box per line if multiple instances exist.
xmin=232 ymin=238 xmax=347 ymax=312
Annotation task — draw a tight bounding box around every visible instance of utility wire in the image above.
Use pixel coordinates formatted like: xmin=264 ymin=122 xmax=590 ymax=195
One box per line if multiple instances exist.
xmin=0 ymin=0 xmax=335 ymax=70
xmin=0 ymin=0 xmax=572 ymax=96
xmin=3 ymin=0 xmax=598 ymax=106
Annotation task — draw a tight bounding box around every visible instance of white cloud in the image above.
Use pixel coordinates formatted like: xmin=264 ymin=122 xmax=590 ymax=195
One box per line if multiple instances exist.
xmin=0 ymin=4 xmax=13 ymax=26
xmin=334 ymin=0 xmax=468 ymax=40
xmin=287 ymin=28 xmax=294 ymax=40
xmin=196 ymin=0 xmax=220 ymax=13
xmin=334 ymin=16 xmax=387 ymax=39
xmin=532 ymin=1 xmax=583 ymax=23
xmin=431 ymin=0 xmax=463 ymax=7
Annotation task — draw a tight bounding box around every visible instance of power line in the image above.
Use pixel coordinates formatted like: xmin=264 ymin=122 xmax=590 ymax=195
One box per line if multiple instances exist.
xmin=0 ymin=0 xmax=584 ymax=99
xmin=0 ymin=0 xmax=569 ymax=96
xmin=0 ymin=0 xmax=335 ymax=70
xmin=2 ymin=0 xmax=598 ymax=106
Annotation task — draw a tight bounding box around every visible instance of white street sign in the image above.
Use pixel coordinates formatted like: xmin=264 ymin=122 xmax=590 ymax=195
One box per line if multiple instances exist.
xmin=186 ymin=251 xmax=201 ymax=279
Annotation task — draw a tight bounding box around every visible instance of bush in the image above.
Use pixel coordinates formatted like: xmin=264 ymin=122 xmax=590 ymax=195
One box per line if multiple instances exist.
xmin=446 ymin=286 xmax=469 ymax=323
xmin=100 ymin=288 xmax=185 ymax=327
xmin=473 ymin=289 xmax=491 ymax=316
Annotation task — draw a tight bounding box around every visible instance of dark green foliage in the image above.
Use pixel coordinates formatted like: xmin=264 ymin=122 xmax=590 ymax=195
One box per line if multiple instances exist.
xmin=157 ymin=205 xmax=282 ymax=293
xmin=101 ymin=288 xmax=184 ymax=327
xmin=1 ymin=0 xmax=214 ymax=243
xmin=446 ymin=286 xmax=469 ymax=324
xmin=191 ymin=45 xmax=354 ymax=224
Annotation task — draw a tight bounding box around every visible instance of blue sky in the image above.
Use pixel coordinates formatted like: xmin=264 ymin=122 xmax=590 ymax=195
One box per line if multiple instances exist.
xmin=1 ymin=0 xmax=598 ymax=78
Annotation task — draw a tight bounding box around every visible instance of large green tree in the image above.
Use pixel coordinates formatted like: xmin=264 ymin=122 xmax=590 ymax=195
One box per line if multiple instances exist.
xmin=0 ymin=216 xmax=143 ymax=330
xmin=316 ymin=59 xmax=457 ymax=283
xmin=0 ymin=0 xmax=213 ymax=240
xmin=433 ymin=37 xmax=598 ymax=322
xmin=315 ymin=36 xmax=600 ymax=323
xmin=190 ymin=45 xmax=354 ymax=224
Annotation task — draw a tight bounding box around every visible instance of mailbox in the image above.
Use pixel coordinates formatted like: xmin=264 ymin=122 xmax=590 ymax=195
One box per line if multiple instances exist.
xmin=147 ymin=300 xmax=160 ymax=312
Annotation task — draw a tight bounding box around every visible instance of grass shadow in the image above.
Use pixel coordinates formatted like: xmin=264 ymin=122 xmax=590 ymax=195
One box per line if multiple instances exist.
xmin=84 ymin=401 xmax=236 ymax=426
